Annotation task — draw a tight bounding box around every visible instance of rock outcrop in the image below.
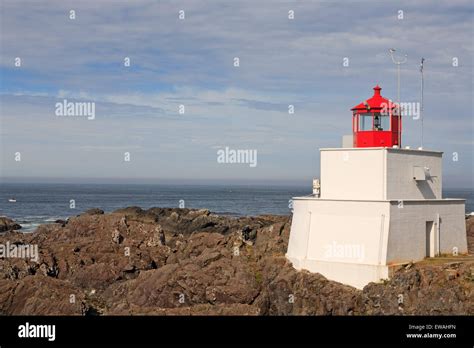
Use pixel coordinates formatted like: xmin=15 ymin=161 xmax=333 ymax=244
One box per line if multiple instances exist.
xmin=0 ymin=208 xmax=472 ymax=315
xmin=0 ymin=217 xmax=21 ymax=233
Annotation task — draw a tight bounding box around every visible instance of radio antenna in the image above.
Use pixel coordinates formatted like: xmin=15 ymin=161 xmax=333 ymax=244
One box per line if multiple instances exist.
xmin=420 ymin=57 xmax=425 ymax=149
xmin=388 ymin=49 xmax=407 ymax=147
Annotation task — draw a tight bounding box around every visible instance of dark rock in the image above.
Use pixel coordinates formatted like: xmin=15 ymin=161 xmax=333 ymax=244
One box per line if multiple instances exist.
xmin=55 ymin=219 xmax=68 ymax=227
xmin=146 ymin=225 xmax=165 ymax=247
xmin=111 ymin=229 xmax=123 ymax=244
xmin=82 ymin=208 xmax=104 ymax=216
xmin=445 ymin=269 xmax=459 ymax=280
xmin=0 ymin=207 xmax=472 ymax=316
xmin=0 ymin=276 xmax=85 ymax=315
xmin=466 ymin=216 xmax=474 ymax=254
xmin=123 ymin=264 xmax=136 ymax=273
xmin=242 ymin=226 xmax=252 ymax=241
xmin=0 ymin=217 xmax=21 ymax=232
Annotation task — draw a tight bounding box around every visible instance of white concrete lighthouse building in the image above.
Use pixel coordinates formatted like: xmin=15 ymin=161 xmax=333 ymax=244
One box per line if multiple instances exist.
xmin=286 ymin=85 xmax=467 ymax=289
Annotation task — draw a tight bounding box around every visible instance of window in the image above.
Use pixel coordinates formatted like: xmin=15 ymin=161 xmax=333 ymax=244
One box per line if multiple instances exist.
xmin=358 ymin=114 xmax=372 ymax=131
xmin=358 ymin=113 xmax=390 ymax=131
xmin=374 ymin=114 xmax=390 ymax=131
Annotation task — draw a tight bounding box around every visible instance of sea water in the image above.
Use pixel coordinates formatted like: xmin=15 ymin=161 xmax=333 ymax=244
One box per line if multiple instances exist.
xmin=0 ymin=183 xmax=472 ymax=232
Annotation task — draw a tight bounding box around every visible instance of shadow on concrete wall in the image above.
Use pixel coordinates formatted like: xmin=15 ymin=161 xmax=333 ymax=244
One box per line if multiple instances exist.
xmin=416 ymin=180 xmax=437 ymax=199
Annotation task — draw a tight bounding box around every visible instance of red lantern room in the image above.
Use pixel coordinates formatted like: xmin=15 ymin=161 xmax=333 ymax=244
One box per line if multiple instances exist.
xmin=351 ymin=85 xmax=401 ymax=148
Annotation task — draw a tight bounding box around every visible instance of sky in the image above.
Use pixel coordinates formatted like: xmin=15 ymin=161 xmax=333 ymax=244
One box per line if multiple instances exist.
xmin=0 ymin=0 xmax=473 ymax=187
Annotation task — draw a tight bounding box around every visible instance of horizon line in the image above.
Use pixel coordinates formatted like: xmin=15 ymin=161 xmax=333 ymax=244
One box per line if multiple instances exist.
xmin=0 ymin=176 xmax=472 ymax=190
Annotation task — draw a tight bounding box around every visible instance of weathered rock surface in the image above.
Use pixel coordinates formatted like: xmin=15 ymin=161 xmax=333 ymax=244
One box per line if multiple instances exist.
xmin=0 ymin=209 xmax=472 ymax=315
xmin=0 ymin=217 xmax=21 ymax=232
xmin=466 ymin=216 xmax=474 ymax=255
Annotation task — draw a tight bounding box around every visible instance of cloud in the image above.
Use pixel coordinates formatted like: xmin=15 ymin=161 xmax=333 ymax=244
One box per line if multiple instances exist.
xmin=0 ymin=0 xmax=472 ymax=186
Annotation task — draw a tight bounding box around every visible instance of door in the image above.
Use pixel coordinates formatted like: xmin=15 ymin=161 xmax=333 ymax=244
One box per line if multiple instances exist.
xmin=425 ymin=221 xmax=435 ymax=257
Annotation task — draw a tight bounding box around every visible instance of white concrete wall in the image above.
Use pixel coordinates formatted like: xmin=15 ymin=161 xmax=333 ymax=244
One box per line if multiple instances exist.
xmin=293 ymin=258 xmax=389 ymax=290
xmin=286 ymin=199 xmax=312 ymax=266
xmin=386 ymin=149 xmax=442 ymax=200
xmin=286 ymin=197 xmax=467 ymax=288
xmin=286 ymin=198 xmax=391 ymax=288
xmin=287 ymin=198 xmax=391 ymax=266
xmin=320 ymin=148 xmax=443 ymax=201
xmin=387 ymin=200 xmax=467 ymax=264
xmin=320 ymin=148 xmax=386 ymax=200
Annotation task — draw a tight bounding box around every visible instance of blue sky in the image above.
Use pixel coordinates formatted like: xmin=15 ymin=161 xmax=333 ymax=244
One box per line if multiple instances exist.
xmin=0 ymin=0 xmax=472 ymax=187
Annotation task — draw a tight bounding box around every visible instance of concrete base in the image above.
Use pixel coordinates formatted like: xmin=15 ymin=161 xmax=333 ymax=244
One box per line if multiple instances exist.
xmin=287 ymin=255 xmax=389 ymax=289
xmin=286 ymin=197 xmax=467 ymax=289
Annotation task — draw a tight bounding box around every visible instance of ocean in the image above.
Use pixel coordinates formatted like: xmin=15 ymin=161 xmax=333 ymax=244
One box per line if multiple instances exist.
xmin=0 ymin=183 xmax=472 ymax=232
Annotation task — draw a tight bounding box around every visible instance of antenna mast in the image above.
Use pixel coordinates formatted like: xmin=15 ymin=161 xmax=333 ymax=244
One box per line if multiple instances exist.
xmin=388 ymin=49 xmax=407 ymax=147
xmin=420 ymin=58 xmax=425 ymax=149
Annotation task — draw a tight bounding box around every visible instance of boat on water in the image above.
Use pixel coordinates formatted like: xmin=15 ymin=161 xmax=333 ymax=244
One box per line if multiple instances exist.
xmin=8 ymin=198 xmax=16 ymax=203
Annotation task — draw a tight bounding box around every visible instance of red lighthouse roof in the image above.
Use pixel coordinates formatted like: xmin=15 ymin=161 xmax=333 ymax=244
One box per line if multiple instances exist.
xmin=351 ymin=85 xmax=401 ymax=148
xmin=351 ymin=85 xmax=395 ymax=111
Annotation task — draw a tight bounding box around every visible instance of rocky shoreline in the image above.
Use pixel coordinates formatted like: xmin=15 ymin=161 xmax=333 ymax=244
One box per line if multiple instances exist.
xmin=0 ymin=217 xmax=22 ymax=233
xmin=0 ymin=207 xmax=473 ymax=315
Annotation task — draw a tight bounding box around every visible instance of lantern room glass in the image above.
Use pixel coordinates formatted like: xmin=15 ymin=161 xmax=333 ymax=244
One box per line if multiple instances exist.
xmin=358 ymin=113 xmax=391 ymax=131
xmin=374 ymin=114 xmax=390 ymax=131
xmin=358 ymin=114 xmax=372 ymax=131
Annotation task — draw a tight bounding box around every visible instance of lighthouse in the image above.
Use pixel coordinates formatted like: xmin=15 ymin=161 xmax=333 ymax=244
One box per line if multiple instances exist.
xmin=286 ymin=85 xmax=468 ymax=289
xmin=351 ymin=85 xmax=400 ymax=148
